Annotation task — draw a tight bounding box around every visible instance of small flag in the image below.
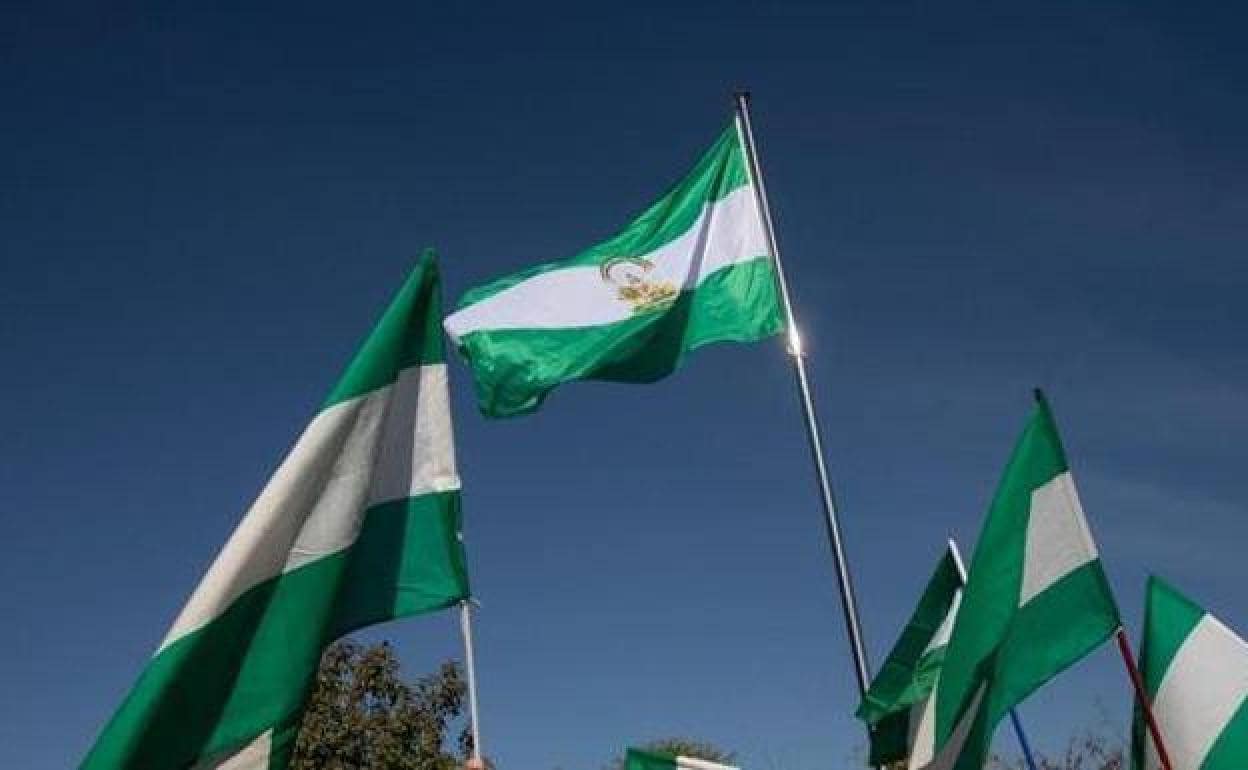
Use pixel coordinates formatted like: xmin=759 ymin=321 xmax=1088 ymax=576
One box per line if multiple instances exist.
xmin=857 ymin=547 xmax=963 ymax=768
xmin=82 ymin=252 xmax=471 ymax=769
xmin=930 ymin=392 xmax=1121 ymax=770
xmin=444 ymin=122 xmax=784 ymax=418
xmin=627 ymin=748 xmax=740 ymax=770
xmin=1132 ymin=576 xmax=1248 ymax=770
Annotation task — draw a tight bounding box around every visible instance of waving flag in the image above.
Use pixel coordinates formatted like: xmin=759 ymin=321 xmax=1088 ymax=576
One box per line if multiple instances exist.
xmin=930 ymin=392 xmax=1120 ymax=770
xmin=858 ymin=547 xmax=963 ymax=768
xmin=1132 ymin=576 xmax=1248 ymax=770
xmin=83 ymin=253 xmax=470 ymax=769
xmin=445 ymin=122 xmax=783 ymax=417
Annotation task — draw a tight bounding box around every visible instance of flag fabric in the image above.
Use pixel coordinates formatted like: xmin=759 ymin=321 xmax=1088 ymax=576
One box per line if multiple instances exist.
xmin=857 ymin=547 xmax=964 ymax=768
xmin=1132 ymin=576 xmax=1248 ymax=770
xmin=930 ymin=392 xmax=1121 ymax=770
xmin=444 ymin=122 xmax=784 ymax=418
xmin=82 ymin=252 xmax=470 ymax=770
xmin=626 ymin=748 xmax=740 ymax=770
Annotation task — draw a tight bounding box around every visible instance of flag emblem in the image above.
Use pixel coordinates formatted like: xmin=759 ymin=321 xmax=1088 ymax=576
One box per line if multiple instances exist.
xmin=600 ymin=256 xmax=678 ymax=313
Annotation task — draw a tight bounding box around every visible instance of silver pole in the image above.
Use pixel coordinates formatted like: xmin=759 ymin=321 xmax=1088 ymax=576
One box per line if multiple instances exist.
xmin=946 ymin=538 xmax=968 ymax=583
xmin=459 ymin=600 xmax=483 ymax=763
xmin=733 ymin=91 xmax=872 ymax=698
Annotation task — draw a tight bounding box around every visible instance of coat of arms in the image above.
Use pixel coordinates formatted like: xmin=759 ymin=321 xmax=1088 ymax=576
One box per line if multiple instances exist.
xmin=599 ymin=256 xmax=678 ymax=314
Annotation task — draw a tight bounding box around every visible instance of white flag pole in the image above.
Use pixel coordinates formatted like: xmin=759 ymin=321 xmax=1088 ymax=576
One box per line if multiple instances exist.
xmin=733 ymin=91 xmax=873 ymax=698
xmin=459 ymin=600 xmax=484 ymax=765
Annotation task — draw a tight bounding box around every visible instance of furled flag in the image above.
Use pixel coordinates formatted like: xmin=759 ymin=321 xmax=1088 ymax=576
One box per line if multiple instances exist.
xmin=82 ymin=252 xmax=471 ymax=770
xmin=444 ymin=122 xmax=784 ymax=417
xmin=929 ymin=391 xmax=1121 ymax=770
xmin=626 ymin=748 xmax=740 ymax=770
xmin=1131 ymin=576 xmax=1248 ymax=770
xmin=857 ymin=546 xmax=964 ymax=768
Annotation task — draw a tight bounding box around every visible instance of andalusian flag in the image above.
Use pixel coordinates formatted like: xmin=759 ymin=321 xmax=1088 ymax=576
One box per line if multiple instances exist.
xmin=857 ymin=546 xmax=963 ymax=768
xmin=1132 ymin=577 xmax=1248 ymax=770
xmin=930 ymin=391 xmax=1120 ymax=770
xmin=626 ymin=748 xmax=739 ymax=770
xmin=444 ymin=122 xmax=784 ymax=417
xmin=82 ymin=253 xmax=470 ymax=769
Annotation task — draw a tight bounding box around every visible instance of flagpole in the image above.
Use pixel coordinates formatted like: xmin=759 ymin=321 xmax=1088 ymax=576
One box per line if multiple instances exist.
xmin=733 ymin=90 xmax=872 ymax=698
xmin=947 ymin=540 xmax=1039 ymax=770
xmin=459 ymin=600 xmax=484 ymax=766
xmin=1115 ymin=627 xmax=1174 ymax=770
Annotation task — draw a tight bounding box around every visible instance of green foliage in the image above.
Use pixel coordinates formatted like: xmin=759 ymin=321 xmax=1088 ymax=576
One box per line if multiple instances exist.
xmin=291 ymin=639 xmax=474 ymax=770
xmin=606 ymin=737 xmax=735 ymax=770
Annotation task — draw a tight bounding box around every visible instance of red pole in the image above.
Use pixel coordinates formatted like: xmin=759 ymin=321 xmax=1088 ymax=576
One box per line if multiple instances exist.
xmin=1116 ymin=627 xmax=1174 ymax=770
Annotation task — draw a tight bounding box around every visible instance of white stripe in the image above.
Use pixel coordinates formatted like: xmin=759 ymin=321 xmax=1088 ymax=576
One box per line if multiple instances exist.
xmin=1018 ymin=471 xmax=1098 ymax=607
xmin=674 ymin=757 xmax=740 ymax=770
xmin=925 ymin=589 xmax=963 ymax=655
xmin=908 ymin=592 xmax=963 ymax=769
xmin=917 ymin=684 xmax=987 ymax=770
xmin=443 ymin=185 xmax=768 ymax=340
xmin=909 ymin=592 xmax=961 ymax=768
xmin=160 ymin=363 xmax=457 ymax=650
xmin=191 ymin=730 xmax=271 ymax=770
xmin=1146 ymin=614 xmax=1248 ymax=770
xmin=366 ymin=365 xmax=460 ymax=506
xmin=907 ymin=686 xmax=939 ymax=769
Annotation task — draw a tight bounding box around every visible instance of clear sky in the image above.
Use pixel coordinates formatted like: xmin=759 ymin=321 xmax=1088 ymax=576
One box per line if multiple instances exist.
xmin=3 ymin=2 xmax=1246 ymax=768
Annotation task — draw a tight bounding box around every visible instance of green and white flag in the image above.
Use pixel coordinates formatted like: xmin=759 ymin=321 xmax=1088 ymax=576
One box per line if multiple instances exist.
xmin=626 ymin=748 xmax=740 ymax=770
xmin=857 ymin=546 xmax=964 ymax=768
xmin=930 ymin=392 xmax=1120 ymax=770
xmin=82 ymin=253 xmax=470 ymax=770
xmin=444 ymin=122 xmax=784 ymax=417
xmin=1132 ymin=576 xmax=1248 ymax=770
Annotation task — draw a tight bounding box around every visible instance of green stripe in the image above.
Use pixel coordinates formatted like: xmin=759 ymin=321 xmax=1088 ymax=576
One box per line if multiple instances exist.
xmin=332 ymin=493 xmax=471 ymax=631
xmin=324 ymin=251 xmax=447 ymax=409
xmin=457 ymin=256 xmax=782 ymax=417
xmin=626 ymin=748 xmax=678 ymax=770
xmin=985 ymin=561 xmax=1118 ymax=736
xmin=1203 ymin=699 xmax=1248 ymax=770
xmin=457 ymin=124 xmax=750 ymax=310
xmin=80 ymin=491 xmax=468 ymax=769
xmin=1140 ymin=576 xmax=1206 ymax=696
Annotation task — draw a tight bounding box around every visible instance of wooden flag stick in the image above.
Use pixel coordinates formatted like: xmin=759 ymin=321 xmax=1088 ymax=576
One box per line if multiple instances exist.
xmin=1115 ymin=627 xmax=1174 ymax=770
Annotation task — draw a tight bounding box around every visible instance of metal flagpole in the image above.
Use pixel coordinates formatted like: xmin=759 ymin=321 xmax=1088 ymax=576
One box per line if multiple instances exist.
xmin=947 ymin=540 xmax=1038 ymax=770
xmin=459 ymin=600 xmax=484 ymax=766
xmin=1116 ymin=627 xmax=1174 ymax=770
xmin=733 ymin=91 xmax=872 ymax=698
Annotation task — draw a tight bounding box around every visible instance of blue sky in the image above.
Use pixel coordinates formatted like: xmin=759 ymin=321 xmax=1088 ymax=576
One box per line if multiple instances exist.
xmin=2 ymin=2 xmax=1247 ymax=768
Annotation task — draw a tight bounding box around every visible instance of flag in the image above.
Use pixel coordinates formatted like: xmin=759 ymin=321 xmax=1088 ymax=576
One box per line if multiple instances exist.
xmin=930 ymin=391 xmax=1120 ymax=770
xmin=1132 ymin=576 xmax=1248 ymax=770
xmin=857 ymin=546 xmax=964 ymax=768
xmin=626 ymin=748 xmax=740 ymax=770
xmin=82 ymin=252 xmax=470 ymax=770
xmin=444 ymin=122 xmax=784 ymax=418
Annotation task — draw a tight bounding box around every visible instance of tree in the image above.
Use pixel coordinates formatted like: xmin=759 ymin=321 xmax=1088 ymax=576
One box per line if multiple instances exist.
xmin=291 ymin=639 xmax=475 ymax=770
xmin=606 ymin=737 xmax=736 ymax=770
xmin=988 ymin=729 xmax=1124 ymax=770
